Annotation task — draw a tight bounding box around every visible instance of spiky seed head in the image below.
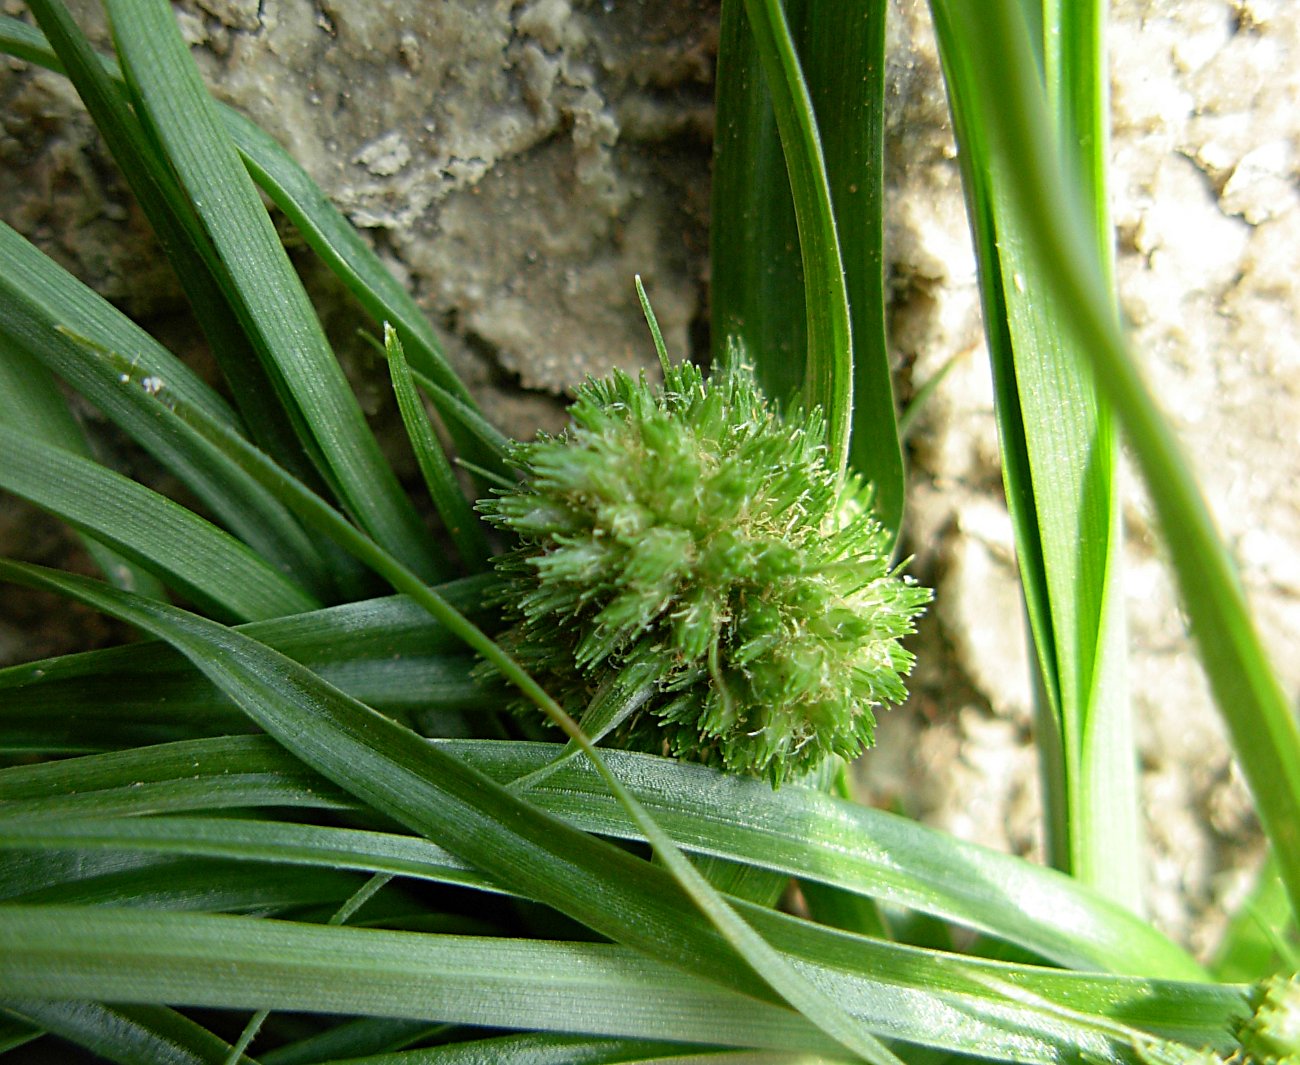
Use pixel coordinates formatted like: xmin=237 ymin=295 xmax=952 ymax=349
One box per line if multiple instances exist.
xmin=1240 ymin=973 xmax=1300 ymax=1065
xmin=477 ymin=353 xmax=931 ymax=786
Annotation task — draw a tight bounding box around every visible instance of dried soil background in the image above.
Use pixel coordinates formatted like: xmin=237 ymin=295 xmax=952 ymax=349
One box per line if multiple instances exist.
xmin=1 ymin=0 xmax=1296 ymax=957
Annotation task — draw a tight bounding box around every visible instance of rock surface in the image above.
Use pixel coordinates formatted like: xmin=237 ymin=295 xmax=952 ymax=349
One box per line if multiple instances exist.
xmin=2 ymin=0 xmax=1296 ymax=956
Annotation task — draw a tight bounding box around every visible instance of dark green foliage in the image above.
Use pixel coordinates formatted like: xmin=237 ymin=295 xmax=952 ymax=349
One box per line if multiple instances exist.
xmin=479 ymin=353 xmax=930 ymax=785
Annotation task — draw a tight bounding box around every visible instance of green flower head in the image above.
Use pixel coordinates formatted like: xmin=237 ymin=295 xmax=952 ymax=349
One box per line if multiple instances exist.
xmin=1240 ymin=973 xmax=1300 ymax=1065
xmin=478 ymin=349 xmax=931 ymax=786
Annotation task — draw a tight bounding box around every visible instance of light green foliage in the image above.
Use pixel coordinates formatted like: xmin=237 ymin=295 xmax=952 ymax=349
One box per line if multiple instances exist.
xmin=480 ymin=354 xmax=929 ymax=785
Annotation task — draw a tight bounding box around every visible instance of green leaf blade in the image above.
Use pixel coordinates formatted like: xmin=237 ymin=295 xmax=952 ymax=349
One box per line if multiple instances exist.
xmin=1 ymin=1001 xmax=256 ymax=1065
xmin=23 ymin=0 xmax=313 ymax=479
xmin=0 ymin=900 xmax=1245 ymax=1064
xmin=0 ymin=905 xmax=833 ymax=1055
xmin=0 ymin=221 xmax=338 ymax=597
xmin=931 ymin=0 xmax=1139 ymax=909
xmin=711 ymin=0 xmax=806 ymax=407
xmin=0 ymin=426 xmax=320 ymax=622
xmin=797 ymin=1 xmax=903 ymax=534
xmin=0 ymin=563 xmax=1235 ymax=1063
xmin=0 ymin=13 xmax=505 ymax=486
xmin=930 ymin=0 xmax=1300 ymax=921
xmin=0 ymin=733 xmax=1202 ymax=980
xmin=737 ymin=0 xmax=853 ymax=476
xmin=104 ymin=0 xmax=441 ymax=581
xmin=384 ymin=327 xmax=492 ymax=572
xmin=0 ymin=333 xmax=163 ymax=597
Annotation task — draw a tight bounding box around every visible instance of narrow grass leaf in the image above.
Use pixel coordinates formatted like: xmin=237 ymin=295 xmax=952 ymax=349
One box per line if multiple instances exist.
xmin=0 ymin=225 xmax=227 ymax=421
xmin=0 ymin=849 xmax=175 ymax=903
xmin=0 ymin=650 xmax=484 ymax=749
xmin=224 ymin=100 xmax=464 ymax=404
xmin=0 ymin=835 xmax=1237 ymax=1062
xmin=24 ymin=0 xmax=311 ymax=475
xmin=932 ymin=62 xmax=1076 ymax=867
xmin=1039 ymin=0 xmax=1139 ymax=908
xmin=794 ymin=0 xmax=903 ymax=533
xmin=505 ymin=658 xmax=662 ymax=795
xmin=931 ymin=0 xmax=1139 ymax=908
xmin=225 ymin=108 xmax=504 ymax=479
xmin=308 ymin=1032 xmax=720 ymax=1065
xmin=1040 ymin=0 xmax=1139 ymax=912
xmin=511 ymin=745 xmax=904 ymax=1065
xmin=104 ymin=0 xmax=440 ymax=580
xmin=0 ymin=579 xmax=496 ymax=750
xmin=405 ymin=367 xmax=511 ymax=467
xmin=1212 ymin=852 xmax=1298 ymax=982
xmin=0 ymin=735 xmax=352 ymax=818
xmin=0 ymin=333 xmax=162 ymax=597
xmin=635 ymin=275 xmax=673 ymax=373
xmin=2 ymin=910 xmax=852 ymax=1055
xmin=929 ymin=0 xmax=1300 ymax=920
xmin=0 ymin=906 xmax=833 ymax=1054
xmin=0 ymin=900 xmax=1245 ymax=1064
xmin=0 ymin=731 xmax=1201 ymax=979
xmin=0 ymin=12 xmax=65 ymax=63
xmin=0 ymin=425 xmax=319 ymax=622
xmin=711 ymin=0 xmax=902 ymax=525
xmin=0 ymin=1001 xmax=259 ymax=1065
xmin=384 ymin=326 xmax=491 ymax=571
xmin=739 ymin=0 xmax=853 ymax=475
xmin=1043 ymin=0 xmax=1113 ymax=274
xmin=258 ymin=1018 xmax=451 ymax=1065
xmin=0 ymin=811 xmax=1222 ymax=1057
xmin=0 ymin=222 xmax=335 ymax=594
xmin=0 ymin=577 xmax=495 ymax=687
xmin=0 ymin=774 xmax=347 ymax=825
xmin=711 ymin=0 xmax=805 ymax=405
xmin=226 ymin=874 xmax=398 ymax=1065
xmin=897 ymin=349 xmax=966 ymax=442
xmin=0 ymin=561 xmax=776 ymax=1000
xmin=0 ymin=692 xmax=253 ymax=753
xmin=459 ymin=740 xmax=1201 ymax=979
xmin=798 ymin=878 xmax=890 ymax=941
xmin=8 ymin=855 xmax=364 ymax=914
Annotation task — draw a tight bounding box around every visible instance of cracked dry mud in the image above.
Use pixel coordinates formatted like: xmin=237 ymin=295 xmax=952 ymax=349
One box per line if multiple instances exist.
xmin=2 ymin=0 xmax=1296 ymax=956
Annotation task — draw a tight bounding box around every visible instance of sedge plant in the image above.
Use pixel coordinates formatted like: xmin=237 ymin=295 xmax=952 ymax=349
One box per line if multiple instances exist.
xmin=0 ymin=1 xmax=1297 ymax=1064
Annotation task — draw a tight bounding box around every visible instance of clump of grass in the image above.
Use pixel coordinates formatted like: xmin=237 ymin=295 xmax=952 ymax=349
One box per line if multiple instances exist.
xmin=0 ymin=0 xmax=1296 ymax=1062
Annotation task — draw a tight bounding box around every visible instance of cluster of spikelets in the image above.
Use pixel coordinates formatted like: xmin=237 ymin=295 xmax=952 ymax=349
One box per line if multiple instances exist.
xmin=1237 ymin=973 xmax=1300 ymax=1065
xmin=477 ymin=354 xmax=932 ymax=786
